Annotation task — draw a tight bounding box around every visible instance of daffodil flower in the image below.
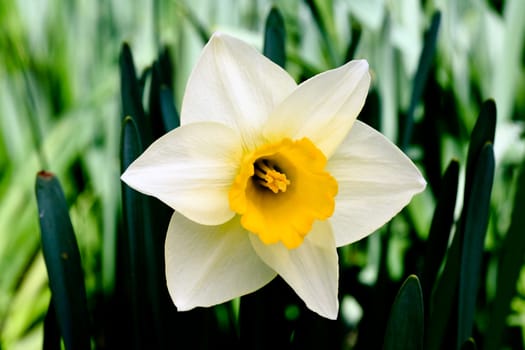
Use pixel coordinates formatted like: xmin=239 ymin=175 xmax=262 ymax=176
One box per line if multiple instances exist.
xmin=121 ymin=33 xmax=426 ymax=319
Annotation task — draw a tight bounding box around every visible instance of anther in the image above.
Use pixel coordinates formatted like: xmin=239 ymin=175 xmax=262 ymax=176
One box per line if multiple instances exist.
xmin=253 ymin=159 xmax=290 ymax=193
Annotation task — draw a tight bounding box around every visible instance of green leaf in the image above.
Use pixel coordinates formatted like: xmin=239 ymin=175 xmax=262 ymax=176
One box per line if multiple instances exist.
xmin=426 ymin=224 xmax=462 ymax=350
xmin=120 ymin=116 xmax=174 ymax=348
xmin=344 ymin=24 xmax=362 ymax=62
xmin=240 ymin=278 xmax=295 ymax=349
xmin=484 ymin=155 xmax=525 ymax=350
xmin=149 ymin=47 xmax=176 ymax=137
xmin=160 ymin=86 xmax=180 ymax=131
xmin=119 ymin=116 xmax=149 ymax=349
xmin=458 ymin=143 xmax=495 ymax=348
xmin=263 ymin=7 xmax=286 ymax=68
xmin=43 ymin=300 xmax=60 ymax=350
xmin=461 ymin=338 xmax=477 ymax=350
xmin=35 ymin=171 xmax=90 ymax=350
xmin=426 ymin=101 xmax=497 ymax=350
xmin=400 ymin=11 xmax=441 ymax=150
xmin=178 ymin=2 xmax=210 ymax=43
xmin=463 ymin=100 xmax=496 ymax=207
xmin=119 ymin=43 xmax=151 ymax=145
xmin=383 ymin=275 xmax=424 ymax=350
xmin=304 ymin=0 xmax=339 ymax=66
xmin=421 ymin=159 xmax=459 ymax=305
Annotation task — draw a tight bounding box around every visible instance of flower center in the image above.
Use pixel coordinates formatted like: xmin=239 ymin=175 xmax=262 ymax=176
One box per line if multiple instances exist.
xmin=253 ymin=159 xmax=290 ymax=193
xmin=229 ymin=138 xmax=338 ymax=249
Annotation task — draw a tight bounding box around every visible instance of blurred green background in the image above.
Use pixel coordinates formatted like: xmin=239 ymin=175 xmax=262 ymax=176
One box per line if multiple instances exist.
xmin=1 ymin=0 xmax=525 ymax=349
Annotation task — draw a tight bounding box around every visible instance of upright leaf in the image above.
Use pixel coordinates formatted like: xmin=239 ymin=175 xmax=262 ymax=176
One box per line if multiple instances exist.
xmin=400 ymin=11 xmax=441 ymax=150
xmin=463 ymin=100 xmax=496 ymax=207
xmin=36 ymin=171 xmax=90 ymax=350
xmin=461 ymin=338 xmax=477 ymax=350
xmin=119 ymin=116 xmax=147 ymax=349
xmin=426 ymin=101 xmax=497 ymax=350
xmin=149 ymin=47 xmax=176 ymax=138
xmin=344 ymin=25 xmax=362 ymax=62
xmin=421 ymin=160 xmax=459 ymax=305
xmin=304 ymin=0 xmax=339 ymax=66
xmin=383 ymin=275 xmax=424 ymax=350
xmin=484 ymin=156 xmax=525 ymax=350
xmin=263 ymin=7 xmax=286 ymax=68
xmin=119 ymin=43 xmax=152 ymax=146
xmin=426 ymin=224 xmax=462 ymax=350
xmin=160 ymin=87 xmax=180 ymax=131
xmin=43 ymin=300 xmax=60 ymax=350
xmin=457 ymin=143 xmax=495 ymax=348
xmin=240 ymin=277 xmax=295 ymax=349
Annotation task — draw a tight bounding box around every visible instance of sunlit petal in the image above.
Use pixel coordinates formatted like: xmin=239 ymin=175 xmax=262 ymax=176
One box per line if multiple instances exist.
xmin=181 ymin=32 xmax=297 ymax=150
xmin=121 ymin=122 xmax=242 ymax=225
xmin=264 ymin=60 xmax=370 ymax=157
xmin=166 ymin=212 xmax=277 ymax=311
xmin=327 ymin=121 xmax=426 ymax=247
xmin=249 ymin=221 xmax=339 ymax=319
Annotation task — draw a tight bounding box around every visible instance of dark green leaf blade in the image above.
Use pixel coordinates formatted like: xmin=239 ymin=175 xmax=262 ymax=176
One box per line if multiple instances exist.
xmin=119 ymin=43 xmax=152 ymax=145
xmin=461 ymin=338 xmax=477 ymax=350
xmin=425 ymin=222 xmax=462 ymax=350
xmin=119 ymin=116 xmax=148 ymax=349
xmin=263 ymin=7 xmax=286 ymax=68
xmin=383 ymin=275 xmax=424 ymax=350
xmin=240 ymin=278 xmax=295 ymax=349
xmin=148 ymin=47 xmax=176 ymax=138
xmin=484 ymin=155 xmax=525 ymax=350
xmin=425 ymin=101 xmax=497 ymax=350
xmin=400 ymin=11 xmax=441 ymax=150
xmin=43 ymin=300 xmax=61 ymax=350
xmin=160 ymin=86 xmax=180 ymax=131
xmin=463 ymin=100 xmax=496 ymax=206
xmin=458 ymin=143 xmax=495 ymax=348
xmin=344 ymin=24 xmax=361 ymax=62
xmin=35 ymin=171 xmax=90 ymax=350
xmin=421 ymin=159 xmax=459 ymax=305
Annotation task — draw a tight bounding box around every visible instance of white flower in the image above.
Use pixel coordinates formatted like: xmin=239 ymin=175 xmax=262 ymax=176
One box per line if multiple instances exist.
xmin=121 ymin=33 xmax=426 ymax=319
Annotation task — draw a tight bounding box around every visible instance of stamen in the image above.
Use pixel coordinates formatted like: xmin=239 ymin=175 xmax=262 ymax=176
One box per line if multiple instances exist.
xmin=253 ymin=159 xmax=290 ymax=193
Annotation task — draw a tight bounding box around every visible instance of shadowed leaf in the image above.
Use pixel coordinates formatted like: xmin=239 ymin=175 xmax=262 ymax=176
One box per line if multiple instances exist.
xmin=458 ymin=143 xmax=495 ymax=347
xmin=119 ymin=43 xmax=152 ymax=146
xmin=120 ymin=116 xmax=148 ymax=349
xmin=463 ymin=100 xmax=496 ymax=207
xmin=263 ymin=7 xmax=286 ymax=68
xmin=383 ymin=275 xmax=424 ymax=350
xmin=304 ymin=0 xmax=339 ymax=66
xmin=484 ymin=155 xmax=525 ymax=350
xmin=400 ymin=11 xmax=441 ymax=150
xmin=160 ymin=87 xmax=180 ymax=131
xmin=43 ymin=300 xmax=60 ymax=350
xmin=422 ymin=159 xmax=459 ymax=306
xmin=461 ymin=338 xmax=477 ymax=350
xmin=36 ymin=171 xmax=90 ymax=350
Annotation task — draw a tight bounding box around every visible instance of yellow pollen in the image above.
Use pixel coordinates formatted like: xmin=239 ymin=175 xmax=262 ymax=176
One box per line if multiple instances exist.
xmin=253 ymin=159 xmax=290 ymax=193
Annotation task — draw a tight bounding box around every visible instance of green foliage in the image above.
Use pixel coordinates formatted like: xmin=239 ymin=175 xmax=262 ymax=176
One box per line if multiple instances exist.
xmin=1 ymin=1 xmax=525 ymax=349
xmin=35 ymin=172 xmax=90 ymax=350
xmin=383 ymin=275 xmax=424 ymax=350
xmin=263 ymin=7 xmax=287 ymax=68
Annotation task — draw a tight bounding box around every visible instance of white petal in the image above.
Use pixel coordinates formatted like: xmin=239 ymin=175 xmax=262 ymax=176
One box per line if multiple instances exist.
xmin=249 ymin=221 xmax=339 ymax=319
xmin=121 ymin=122 xmax=242 ymax=225
xmin=181 ymin=32 xmax=297 ymax=150
xmin=165 ymin=212 xmax=277 ymax=311
xmin=327 ymin=121 xmax=426 ymax=247
xmin=264 ymin=60 xmax=370 ymax=157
